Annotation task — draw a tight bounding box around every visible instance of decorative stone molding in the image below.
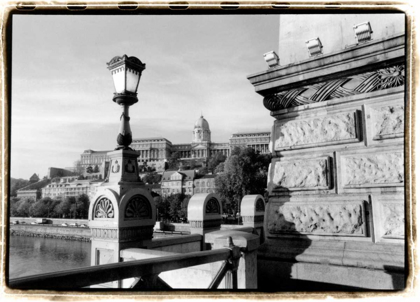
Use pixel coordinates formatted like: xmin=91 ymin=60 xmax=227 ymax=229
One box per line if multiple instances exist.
xmin=342 ymin=151 xmax=404 ymax=187
xmin=94 ymin=198 xmax=115 ymax=219
xmin=205 ymin=198 xmax=221 ymax=214
xmin=353 ymin=21 xmax=373 ymax=43
xmin=91 ymin=228 xmax=118 ymax=240
xmin=371 ymin=105 xmax=404 ymax=140
xmin=124 ymin=195 xmax=152 ymax=220
xmin=90 ymin=226 xmax=153 ymax=242
xmin=242 ymin=215 xmax=264 ymax=223
xmin=189 ymin=219 xmax=222 ymax=229
xmin=274 ymin=111 xmax=359 ymax=150
xmin=267 ymin=201 xmax=367 ymax=236
xmin=119 ymin=226 xmax=154 ymax=242
xmin=262 ymin=64 xmax=405 ymax=111
xmin=271 ymin=157 xmax=331 ymax=191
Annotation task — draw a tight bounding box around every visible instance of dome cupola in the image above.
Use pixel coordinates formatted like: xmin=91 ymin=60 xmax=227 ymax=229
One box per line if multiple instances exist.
xmin=192 ymin=114 xmax=211 ymax=143
xmin=194 ymin=115 xmax=210 ymax=131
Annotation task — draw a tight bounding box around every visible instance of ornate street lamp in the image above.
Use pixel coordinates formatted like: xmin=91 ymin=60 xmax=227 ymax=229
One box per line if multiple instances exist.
xmin=107 ymin=55 xmax=146 ymax=150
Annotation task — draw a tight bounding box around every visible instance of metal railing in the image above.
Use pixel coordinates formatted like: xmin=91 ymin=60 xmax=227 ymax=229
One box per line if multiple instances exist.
xmin=9 ymin=237 xmax=241 ymax=290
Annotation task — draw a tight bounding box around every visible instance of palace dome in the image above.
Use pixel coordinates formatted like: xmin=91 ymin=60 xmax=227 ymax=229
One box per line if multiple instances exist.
xmin=194 ymin=115 xmax=210 ymax=131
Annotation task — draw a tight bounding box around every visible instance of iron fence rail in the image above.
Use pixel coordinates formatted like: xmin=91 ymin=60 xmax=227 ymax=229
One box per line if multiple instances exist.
xmin=9 ymin=248 xmax=232 ymax=290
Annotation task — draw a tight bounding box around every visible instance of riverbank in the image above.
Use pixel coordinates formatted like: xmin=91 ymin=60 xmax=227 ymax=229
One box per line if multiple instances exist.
xmin=10 ymin=224 xmax=91 ymax=242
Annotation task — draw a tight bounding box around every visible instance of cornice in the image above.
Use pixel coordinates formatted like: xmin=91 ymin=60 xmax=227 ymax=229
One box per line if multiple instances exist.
xmin=247 ymin=33 xmax=405 ymax=96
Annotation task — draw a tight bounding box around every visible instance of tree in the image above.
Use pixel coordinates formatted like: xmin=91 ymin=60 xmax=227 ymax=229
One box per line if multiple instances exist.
xmin=214 ymin=162 xmax=225 ymax=174
xmin=10 ymin=178 xmax=30 ymax=197
xmin=215 ymin=147 xmax=271 ymax=215
xmin=155 ymin=196 xmax=170 ymax=222
xmin=197 ymin=167 xmax=209 ymax=176
xmin=208 ymin=152 xmax=227 ymax=173
xmin=166 ymin=193 xmax=189 ymax=223
xmin=76 ymin=194 xmax=90 ymax=219
xmin=54 ymin=197 xmax=74 ymax=218
xmin=10 ymin=197 xmax=21 ymax=217
xmin=16 ymin=199 xmax=34 ymax=217
xmin=93 ymin=165 xmax=100 ymax=173
xmin=167 ymin=152 xmax=181 ymax=170
xmin=29 ymin=199 xmax=49 ymax=217
xmin=142 ymin=172 xmax=162 ymax=184
xmin=49 ymin=199 xmax=62 ymax=218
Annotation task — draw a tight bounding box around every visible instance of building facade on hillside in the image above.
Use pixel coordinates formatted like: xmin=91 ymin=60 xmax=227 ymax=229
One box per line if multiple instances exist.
xmin=131 ymin=137 xmax=172 ymax=169
xmin=247 ymin=14 xmax=406 ymax=290
xmin=160 ymin=170 xmax=196 ymax=196
xmin=160 ymin=170 xmax=217 ymax=197
xmin=80 ymin=115 xmax=271 ymax=173
xmin=193 ymin=174 xmax=217 ymax=194
xmin=17 ymin=178 xmax=51 ymax=201
xmin=229 ymin=132 xmax=270 ymax=153
xmin=80 ymin=150 xmax=110 ymax=178
xmin=42 ymin=177 xmax=100 ymax=200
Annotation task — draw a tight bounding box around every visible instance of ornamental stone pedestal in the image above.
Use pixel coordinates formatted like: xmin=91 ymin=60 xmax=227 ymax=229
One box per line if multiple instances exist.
xmin=188 ymin=193 xmax=222 ymax=250
xmin=88 ymin=149 xmax=156 ymax=288
xmin=241 ymin=195 xmax=265 ymax=243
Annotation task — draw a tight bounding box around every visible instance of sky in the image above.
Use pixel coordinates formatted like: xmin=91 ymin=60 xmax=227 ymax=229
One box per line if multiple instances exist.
xmin=11 ymin=14 xmax=279 ymax=179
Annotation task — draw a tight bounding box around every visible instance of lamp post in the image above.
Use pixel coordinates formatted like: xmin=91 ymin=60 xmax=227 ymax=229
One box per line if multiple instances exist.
xmin=106 ymin=55 xmax=146 ymax=150
xmin=88 ymin=55 xmax=156 ymax=289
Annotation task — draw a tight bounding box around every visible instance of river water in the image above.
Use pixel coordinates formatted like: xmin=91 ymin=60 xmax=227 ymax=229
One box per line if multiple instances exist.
xmin=9 ymin=232 xmax=185 ymax=279
xmin=9 ymin=236 xmax=91 ymax=279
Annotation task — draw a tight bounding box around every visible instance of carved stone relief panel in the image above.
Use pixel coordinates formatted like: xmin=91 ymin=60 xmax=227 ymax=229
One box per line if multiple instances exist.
xmin=274 ymin=111 xmax=359 ymax=150
xmin=382 ymin=203 xmax=404 ymax=239
xmin=94 ymin=198 xmax=115 ymax=219
xmin=271 ymin=157 xmax=331 ymax=191
xmin=371 ymin=105 xmax=404 ymax=140
xmin=342 ymin=151 xmax=404 ymax=188
xmin=206 ymin=198 xmax=221 ymax=214
xmin=371 ymin=195 xmax=405 ymax=242
xmin=124 ymin=195 xmax=152 ymax=220
xmin=267 ymin=201 xmax=367 ymax=236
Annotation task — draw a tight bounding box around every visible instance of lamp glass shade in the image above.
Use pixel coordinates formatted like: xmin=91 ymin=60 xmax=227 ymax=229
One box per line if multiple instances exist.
xmin=111 ymin=67 xmax=126 ymax=93
xmin=126 ymin=67 xmax=141 ymax=93
xmin=107 ymin=55 xmax=145 ymax=95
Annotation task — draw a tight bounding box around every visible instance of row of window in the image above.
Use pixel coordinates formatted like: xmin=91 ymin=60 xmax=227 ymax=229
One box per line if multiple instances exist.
xmin=161 ymin=188 xmax=214 ymax=195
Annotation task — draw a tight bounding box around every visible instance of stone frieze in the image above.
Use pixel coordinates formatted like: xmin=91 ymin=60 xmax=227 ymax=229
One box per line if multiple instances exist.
xmin=263 ymin=64 xmax=405 ymax=111
xmin=343 ymin=152 xmax=404 ymax=187
xmin=271 ymin=157 xmax=330 ymax=190
xmin=267 ymin=202 xmax=366 ymax=236
xmin=274 ymin=112 xmax=358 ymax=150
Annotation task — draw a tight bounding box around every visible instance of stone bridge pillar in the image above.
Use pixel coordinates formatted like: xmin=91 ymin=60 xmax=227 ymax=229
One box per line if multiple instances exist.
xmin=188 ymin=193 xmax=222 ymax=250
xmin=88 ymin=149 xmax=156 ymax=288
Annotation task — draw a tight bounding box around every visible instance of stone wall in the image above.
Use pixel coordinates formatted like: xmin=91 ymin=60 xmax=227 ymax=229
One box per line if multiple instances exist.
xmin=261 ymin=87 xmax=405 ymax=289
xmin=10 ymin=224 xmax=91 ymax=241
xmin=248 ymin=29 xmax=405 ymax=290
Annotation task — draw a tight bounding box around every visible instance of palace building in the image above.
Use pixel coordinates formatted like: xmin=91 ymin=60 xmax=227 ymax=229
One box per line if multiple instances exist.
xmin=80 ymin=115 xmax=270 ymax=173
